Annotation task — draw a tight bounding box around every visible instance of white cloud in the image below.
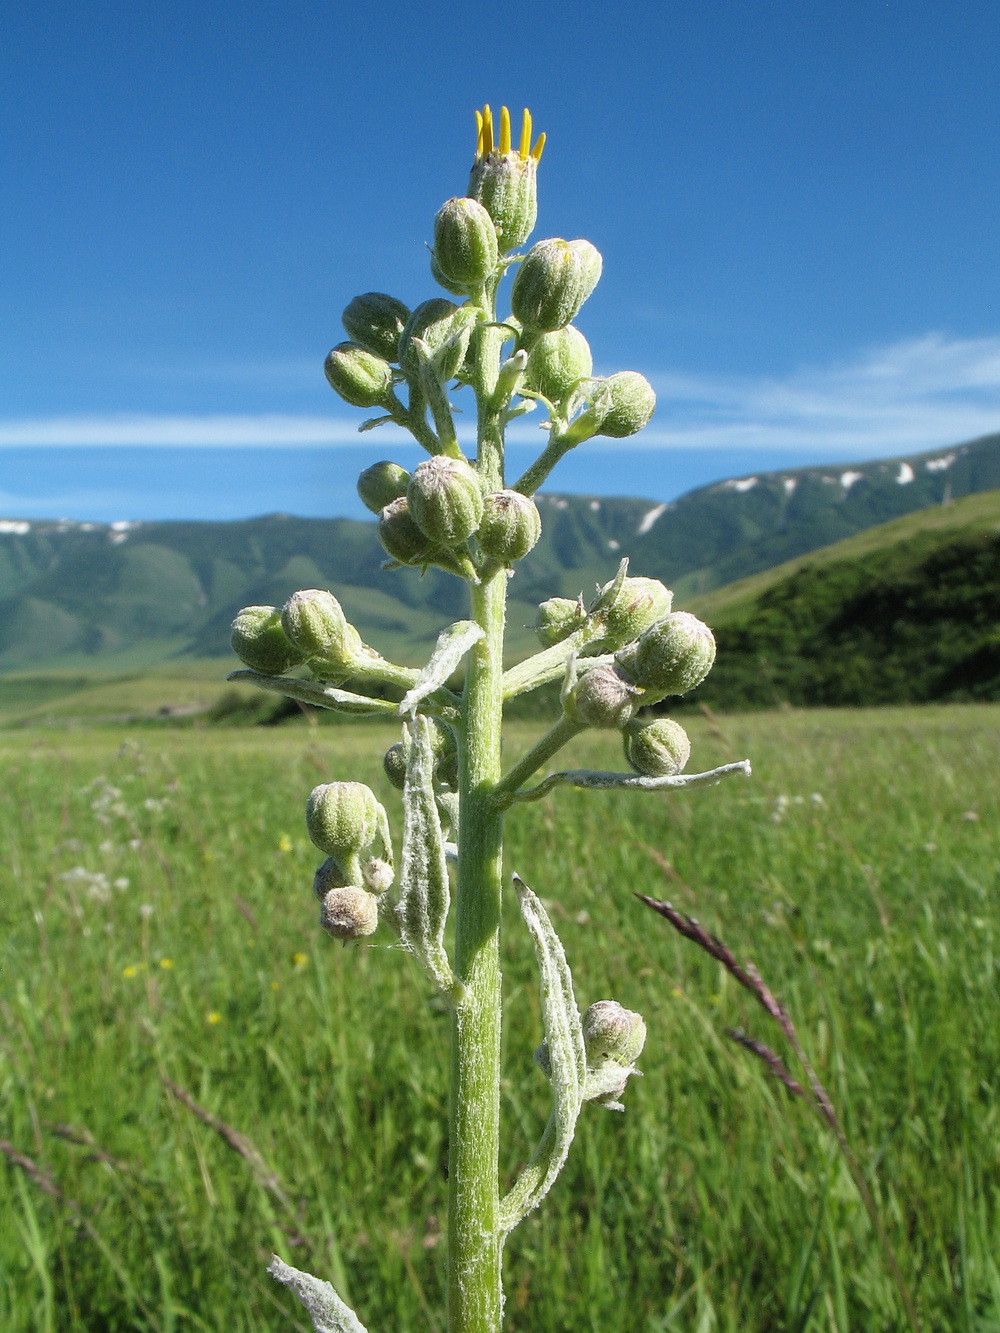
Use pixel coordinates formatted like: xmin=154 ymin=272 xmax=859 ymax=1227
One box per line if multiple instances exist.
xmin=1 ymin=333 xmax=998 ymax=457
xmin=637 ymin=332 xmax=1000 ymax=455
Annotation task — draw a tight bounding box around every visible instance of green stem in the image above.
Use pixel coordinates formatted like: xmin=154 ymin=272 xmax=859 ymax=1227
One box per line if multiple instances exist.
xmin=450 ymin=568 xmax=505 ymax=1333
xmin=511 ymin=426 xmax=573 ymax=495
xmin=448 ymin=293 xmax=507 ymax=1333
xmin=493 ymin=715 xmax=583 ymax=809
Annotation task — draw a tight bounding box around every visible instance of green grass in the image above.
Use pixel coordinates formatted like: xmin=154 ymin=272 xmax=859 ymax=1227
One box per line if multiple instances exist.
xmin=1 ymin=707 xmax=999 ymax=1331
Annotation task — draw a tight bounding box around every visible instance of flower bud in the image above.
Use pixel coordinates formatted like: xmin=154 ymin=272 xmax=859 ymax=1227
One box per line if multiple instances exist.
xmin=324 ymin=342 xmax=393 ymax=408
xmin=407 ymin=456 xmax=484 ymax=547
xmin=377 ymin=496 xmax=436 ymax=565
xmin=341 ymin=292 xmax=411 ymax=362
xmin=477 ymin=490 xmax=541 ymax=562
xmin=362 ymin=856 xmax=394 ymax=895
xmin=468 ymin=104 xmax=542 ymax=250
xmin=510 ymin=239 xmax=603 ymax=333
xmin=306 ymin=782 xmax=383 ymax=859
xmin=625 ymin=612 xmax=717 ymax=695
xmin=623 ymin=717 xmax=691 ymax=777
xmin=597 ymin=371 xmax=656 ymax=438
xmin=596 ymin=575 xmax=673 ymax=646
xmin=430 ymin=251 xmax=469 ymax=297
xmin=433 ymin=197 xmax=499 ymax=290
xmin=313 ymin=856 xmax=348 ymax=900
xmin=582 ymin=1000 xmax=647 ymax=1068
xmin=383 ymin=740 xmax=407 ymax=791
xmin=320 ymin=886 xmax=378 ymax=941
xmin=564 ymin=664 xmax=638 ymax=730
xmin=534 ymin=596 xmax=585 ymax=647
xmin=230 ymin=605 xmax=306 ymax=675
xmin=525 ymin=325 xmax=593 ymax=403
xmin=281 ymin=589 xmax=362 ymax=665
xmin=357 ymin=460 xmax=410 ymax=514
xmin=398 ymin=299 xmax=476 ymax=383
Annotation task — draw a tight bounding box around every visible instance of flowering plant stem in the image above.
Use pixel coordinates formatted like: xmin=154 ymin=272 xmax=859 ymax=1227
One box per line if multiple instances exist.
xmin=234 ymin=105 xmax=741 ymax=1333
xmin=446 ymin=312 xmax=506 ymax=1332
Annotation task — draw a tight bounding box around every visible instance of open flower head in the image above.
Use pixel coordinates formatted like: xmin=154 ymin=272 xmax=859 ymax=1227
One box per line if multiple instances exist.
xmin=468 ymin=105 xmax=545 ymax=252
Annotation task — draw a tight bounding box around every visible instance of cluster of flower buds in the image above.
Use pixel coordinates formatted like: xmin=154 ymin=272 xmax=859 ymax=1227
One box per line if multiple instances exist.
xmin=552 ymin=573 xmax=717 ymax=747
xmin=306 ymin=782 xmax=394 ymax=941
xmin=356 ymin=454 xmax=543 ymax=574
xmin=230 ymin=589 xmax=374 ymax=682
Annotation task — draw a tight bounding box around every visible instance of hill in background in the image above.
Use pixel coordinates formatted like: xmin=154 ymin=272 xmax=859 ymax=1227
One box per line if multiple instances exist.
xmin=687 ymin=488 xmax=1000 ymax=708
xmin=0 ymin=431 xmax=997 ymax=717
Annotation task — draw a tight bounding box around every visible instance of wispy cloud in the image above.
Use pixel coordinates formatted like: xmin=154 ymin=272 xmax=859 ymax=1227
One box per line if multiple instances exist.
xmin=1 ymin=333 xmax=998 ymax=457
xmin=638 ymin=332 xmax=1000 ymax=455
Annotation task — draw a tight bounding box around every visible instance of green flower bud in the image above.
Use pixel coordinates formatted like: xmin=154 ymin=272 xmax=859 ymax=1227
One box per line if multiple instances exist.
xmin=377 ymin=496 xmax=436 ymax=565
xmin=534 ymin=596 xmax=585 ymax=647
xmin=407 ymin=456 xmax=484 ymax=547
xmin=468 ymin=104 xmax=544 ymax=252
xmin=320 ymin=885 xmax=379 ymax=941
xmin=357 ymin=460 xmax=411 ymax=514
xmin=510 ymin=238 xmax=603 ymax=333
xmin=383 ymin=740 xmax=407 ymax=791
xmin=477 ymin=489 xmax=541 ymax=562
xmin=582 ymin=1000 xmax=647 ymax=1068
xmin=230 ymin=605 xmax=306 ymax=675
xmin=324 ymin=341 xmax=394 ymax=408
xmin=624 ymin=612 xmax=717 ymax=695
xmin=564 ymin=663 xmax=638 ymax=730
xmin=341 ymin=292 xmax=411 ymax=361
xmin=597 ymin=371 xmax=656 ymax=438
xmin=623 ymin=717 xmax=691 ymax=777
xmin=281 ymin=589 xmax=363 ymax=665
xmin=596 ymin=575 xmax=673 ymax=646
xmin=525 ymin=325 xmax=593 ymax=404
xmin=430 ymin=721 xmax=459 ymax=790
xmin=398 ymin=299 xmax=477 ymax=383
xmin=306 ymin=781 xmax=383 ymax=859
xmin=430 ymin=251 xmax=470 ymax=297
xmin=433 ymin=197 xmax=499 ymax=290
xmin=383 ymin=724 xmax=456 ymax=792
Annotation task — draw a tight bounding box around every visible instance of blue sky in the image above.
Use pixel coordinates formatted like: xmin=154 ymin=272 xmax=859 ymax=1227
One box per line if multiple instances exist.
xmin=3 ymin=0 xmax=1000 ymax=521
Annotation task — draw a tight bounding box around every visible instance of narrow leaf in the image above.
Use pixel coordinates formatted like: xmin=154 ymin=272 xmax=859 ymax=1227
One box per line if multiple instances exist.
xmin=227 ymin=671 xmax=399 ymax=716
xmin=512 ymin=759 xmax=752 ymax=804
xmin=396 ymin=717 xmax=455 ymax=993
xmin=358 ymin=414 xmax=394 ymax=432
xmin=267 ymin=1256 xmax=368 ymax=1333
xmin=398 ymin=620 xmax=483 ymax=716
xmin=499 ymin=876 xmax=585 ymax=1233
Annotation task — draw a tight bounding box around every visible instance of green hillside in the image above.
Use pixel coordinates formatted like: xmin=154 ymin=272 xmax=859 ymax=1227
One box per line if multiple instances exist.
xmin=685 ymin=489 xmax=1000 ymax=708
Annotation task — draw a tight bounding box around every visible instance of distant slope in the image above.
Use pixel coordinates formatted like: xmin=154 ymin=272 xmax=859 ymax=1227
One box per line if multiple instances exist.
xmin=624 ymin=430 xmax=1000 ymax=597
xmin=0 ymin=430 xmax=996 ymax=672
xmin=686 ymin=489 xmax=1000 ymax=708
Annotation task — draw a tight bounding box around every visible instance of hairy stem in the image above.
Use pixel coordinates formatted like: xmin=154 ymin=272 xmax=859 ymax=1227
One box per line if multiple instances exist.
xmin=493 ymin=714 xmax=583 ymax=809
xmin=448 ymin=305 xmax=507 ymax=1333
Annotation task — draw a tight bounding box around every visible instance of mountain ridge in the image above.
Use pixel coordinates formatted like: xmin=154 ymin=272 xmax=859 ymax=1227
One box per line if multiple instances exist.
xmin=0 ymin=430 xmax=997 ymax=672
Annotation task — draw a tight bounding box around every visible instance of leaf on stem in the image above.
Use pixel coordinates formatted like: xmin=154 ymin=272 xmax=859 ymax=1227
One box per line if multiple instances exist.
xmin=227 ymin=670 xmax=400 ymax=716
xmin=396 ymin=716 xmax=457 ymax=994
xmin=499 ymin=876 xmax=586 ymax=1233
xmin=268 ymin=1255 xmax=368 ymax=1333
xmin=398 ymin=620 xmax=484 ymax=716
xmin=512 ymin=759 xmax=752 ymax=804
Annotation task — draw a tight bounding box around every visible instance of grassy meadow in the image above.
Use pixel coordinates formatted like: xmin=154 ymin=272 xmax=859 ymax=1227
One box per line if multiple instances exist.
xmin=1 ymin=706 xmax=999 ymax=1331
